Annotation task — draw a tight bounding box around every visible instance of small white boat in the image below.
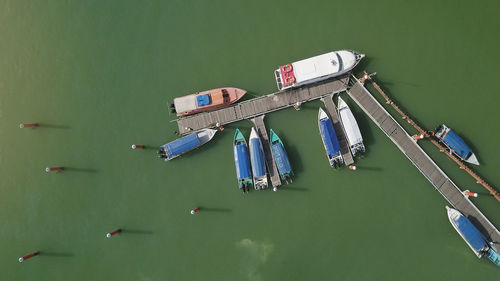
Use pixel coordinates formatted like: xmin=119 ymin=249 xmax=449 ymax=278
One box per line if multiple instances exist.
xmin=445 ymin=206 xmax=489 ymax=258
xmin=249 ymin=127 xmax=268 ymax=190
xmin=337 ymin=96 xmax=365 ymax=157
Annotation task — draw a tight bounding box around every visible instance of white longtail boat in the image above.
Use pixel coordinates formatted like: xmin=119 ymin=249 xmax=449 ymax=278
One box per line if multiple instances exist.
xmin=337 ymin=96 xmax=365 ymax=156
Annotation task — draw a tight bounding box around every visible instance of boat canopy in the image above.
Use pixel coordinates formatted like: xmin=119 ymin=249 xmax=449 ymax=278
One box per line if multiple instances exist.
xmin=271 ymin=143 xmax=292 ymax=174
xmin=456 ymin=215 xmax=488 ymax=251
xmin=319 ymin=119 xmax=341 ymax=157
xmin=163 ymin=133 xmax=200 ymax=158
xmin=234 ymin=144 xmax=251 ymax=179
xmin=443 ymin=130 xmax=472 ymax=159
xmin=339 ymin=107 xmax=363 ymax=147
xmin=174 ymin=96 xmax=197 ymax=113
xmin=250 ymin=139 xmax=266 ymax=177
xmin=291 ymin=51 xmax=356 ymax=84
xmin=196 ymin=94 xmax=210 ymax=106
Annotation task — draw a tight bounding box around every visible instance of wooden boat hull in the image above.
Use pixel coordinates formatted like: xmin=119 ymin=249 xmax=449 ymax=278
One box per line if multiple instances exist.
xmin=174 ymin=87 xmax=246 ymax=116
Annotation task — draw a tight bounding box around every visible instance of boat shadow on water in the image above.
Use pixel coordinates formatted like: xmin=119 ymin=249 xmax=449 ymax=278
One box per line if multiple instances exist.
xmin=468 ymin=215 xmax=492 ymax=243
xmin=38 ymin=251 xmax=74 ymax=258
xmin=198 ymin=206 xmax=232 ymax=213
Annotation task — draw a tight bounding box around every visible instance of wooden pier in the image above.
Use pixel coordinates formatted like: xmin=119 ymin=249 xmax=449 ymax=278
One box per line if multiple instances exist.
xmin=175 ymin=76 xmax=350 ymax=135
xmin=320 ymin=95 xmax=354 ymax=166
xmin=251 ymin=115 xmax=281 ymax=189
xmin=362 ymin=71 xmax=500 ymax=203
xmin=347 ymin=78 xmax=500 ymax=252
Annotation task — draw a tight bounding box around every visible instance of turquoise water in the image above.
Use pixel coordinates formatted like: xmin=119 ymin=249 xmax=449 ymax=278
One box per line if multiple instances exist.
xmin=0 ymin=0 xmax=499 ymax=280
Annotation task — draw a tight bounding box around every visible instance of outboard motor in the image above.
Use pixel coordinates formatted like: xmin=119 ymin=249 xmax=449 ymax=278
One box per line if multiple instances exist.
xmin=170 ymin=109 xmax=176 ymax=114
xmin=169 ymin=103 xmax=175 ymax=108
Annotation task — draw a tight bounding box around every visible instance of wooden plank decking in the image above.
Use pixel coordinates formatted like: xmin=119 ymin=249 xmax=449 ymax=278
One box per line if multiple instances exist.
xmin=176 ymin=76 xmax=350 ymax=135
xmin=320 ymin=95 xmax=354 ymax=166
xmin=251 ymin=115 xmax=281 ymax=189
xmin=347 ymin=80 xmax=500 ymax=252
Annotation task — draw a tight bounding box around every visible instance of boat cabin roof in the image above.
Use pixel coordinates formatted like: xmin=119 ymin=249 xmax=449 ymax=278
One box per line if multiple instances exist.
xmin=443 ymin=130 xmax=472 ymax=159
xmin=456 ymin=215 xmax=488 ymax=251
xmin=291 ymin=51 xmax=356 ymax=83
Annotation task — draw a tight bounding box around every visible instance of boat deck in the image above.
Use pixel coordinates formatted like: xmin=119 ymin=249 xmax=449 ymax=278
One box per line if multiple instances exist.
xmin=251 ymin=115 xmax=281 ymax=189
xmin=347 ymin=79 xmax=500 ymax=253
xmin=175 ymin=76 xmax=350 ymax=134
xmin=320 ymin=95 xmax=354 ymax=166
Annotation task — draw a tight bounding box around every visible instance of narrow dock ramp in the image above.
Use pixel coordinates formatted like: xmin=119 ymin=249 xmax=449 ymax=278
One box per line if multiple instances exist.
xmin=251 ymin=115 xmax=281 ymax=189
xmin=347 ymin=80 xmax=500 ymax=252
xmin=320 ymin=95 xmax=354 ymax=166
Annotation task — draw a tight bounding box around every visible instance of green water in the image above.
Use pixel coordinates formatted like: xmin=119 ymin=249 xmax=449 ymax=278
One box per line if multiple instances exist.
xmin=1 ymin=0 xmax=499 ymax=280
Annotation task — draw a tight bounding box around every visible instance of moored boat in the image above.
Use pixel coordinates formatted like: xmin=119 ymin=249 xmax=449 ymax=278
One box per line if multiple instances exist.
xmin=337 ymin=96 xmax=365 ymax=157
xmin=274 ymin=50 xmax=364 ymax=91
xmin=171 ymin=87 xmax=246 ymax=116
xmin=159 ymin=129 xmax=217 ymax=161
xmin=445 ymin=206 xmax=489 ymax=258
xmin=318 ymin=108 xmax=343 ymax=168
xmin=435 ymin=124 xmax=479 ymax=165
xmin=233 ymin=129 xmax=253 ymax=192
xmin=269 ymin=129 xmax=293 ymax=183
xmin=249 ymin=127 xmax=268 ymax=190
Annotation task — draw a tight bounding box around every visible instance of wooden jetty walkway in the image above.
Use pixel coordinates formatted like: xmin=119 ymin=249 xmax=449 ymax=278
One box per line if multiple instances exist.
xmin=251 ymin=115 xmax=281 ymax=189
xmin=175 ymin=76 xmax=350 ymax=135
xmin=347 ymin=78 xmax=500 ymax=252
xmin=362 ymin=71 xmax=500 ymax=203
xmin=321 ymin=95 xmax=354 ymax=166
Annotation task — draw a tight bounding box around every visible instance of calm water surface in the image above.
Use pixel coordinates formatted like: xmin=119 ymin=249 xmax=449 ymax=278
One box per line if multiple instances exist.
xmin=0 ymin=0 xmax=499 ymax=280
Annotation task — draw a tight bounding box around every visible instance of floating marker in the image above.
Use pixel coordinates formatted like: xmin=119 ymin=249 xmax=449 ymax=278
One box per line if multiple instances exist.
xmin=464 ymin=191 xmax=478 ymax=198
xmin=45 ymin=167 xmax=64 ymax=172
xmin=412 ymin=134 xmax=424 ymax=140
xmin=18 ymin=251 xmax=40 ymax=262
xmin=190 ymin=207 xmax=200 ymax=215
xmin=360 ymin=74 xmax=369 ymax=83
xmin=348 ymin=165 xmax=357 ymax=171
xmin=131 ymin=144 xmax=145 ymax=149
xmin=106 ymin=229 xmax=122 ymax=238
xmin=293 ymin=101 xmax=302 ymax=110
xmin=19 ymin=123 xmax=38 ymax=129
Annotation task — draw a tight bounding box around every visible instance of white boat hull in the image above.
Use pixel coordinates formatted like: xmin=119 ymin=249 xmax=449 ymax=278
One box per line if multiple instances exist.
xmin=337 ymin=96 xmax=365 ymax=156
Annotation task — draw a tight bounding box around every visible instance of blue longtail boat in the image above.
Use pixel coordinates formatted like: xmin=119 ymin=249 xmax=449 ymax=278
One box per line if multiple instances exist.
xmin=249 ymin=127 xmax=268 ymax=190
xmin=233 ymin=129 xmax=252 ymax=193
xmin=318 ymin=107 xmax=343 ymax=168
xmin=269 ymin=129 xmax=293 ymax=183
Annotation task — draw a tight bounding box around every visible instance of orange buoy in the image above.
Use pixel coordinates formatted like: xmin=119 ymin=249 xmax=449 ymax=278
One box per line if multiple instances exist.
xmin=360 ymin=74 xmax=369 ymax=83
xmin=283 ymin=64 xmax=292 ymax=72
xmin=464 ymin=191 xmax=478 ymax=197
xmin=286 ymin=76 xmax=295 ymax=84
xmin=348 ymin=165 xmax=357 ymax=171
xmin=412 ymin=134 xmax=424 ymax=140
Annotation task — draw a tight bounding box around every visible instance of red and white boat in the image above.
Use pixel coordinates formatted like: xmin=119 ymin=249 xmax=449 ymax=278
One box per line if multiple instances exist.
xmin=171 ymin=87 xmax=247 ymax=116
xmin=274 ymin=50 xmax=364 ymax=91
